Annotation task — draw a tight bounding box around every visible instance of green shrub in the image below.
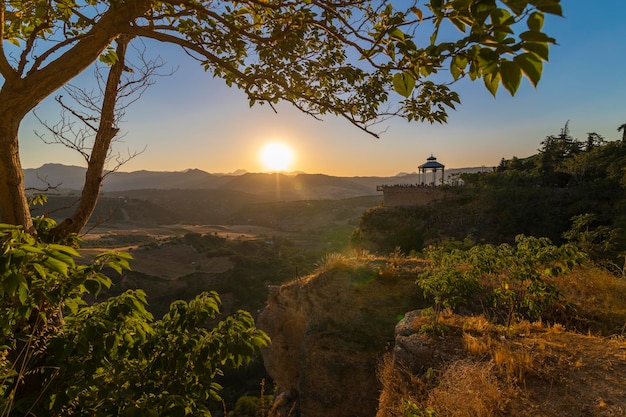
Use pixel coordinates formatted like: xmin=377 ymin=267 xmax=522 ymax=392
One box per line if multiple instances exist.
xmin=228 ymin=395 xmax=273 ymax=417
xmin=0 ymin=224 xmax=269 ymax=416
xmin=419 ymin=235 xmax=585 ymax=327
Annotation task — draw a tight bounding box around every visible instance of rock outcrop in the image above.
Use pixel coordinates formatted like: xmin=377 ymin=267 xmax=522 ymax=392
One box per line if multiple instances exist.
xmin=257 ymin=259 xmax=424 ymax=417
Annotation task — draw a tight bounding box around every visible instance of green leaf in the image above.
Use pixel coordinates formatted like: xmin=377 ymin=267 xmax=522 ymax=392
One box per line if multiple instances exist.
xmin=48 ymin=244 xmax=80 ymax=258
xmin=392 ymin=72 xmax=416 ymax=98
xmin=451 ymin=0 xmax=474 ymax=9
xmin=514 ymin=52 xmax=543 ymax=87
xmin=46 ymin=250 xmax=75 ymax=267
xmin=519 ymin=31 xmax=553 ymax=43
xmin=33 ymin=263 xmax=47 ymax=279
xmin=527 ymin=11 xmax=544 ymax=32
xmin=3 ymin=273 xmax=21 ymax=296
xmin=522 ymin=42 xmax=550 ymax=61
xmin=500 ymin=60 xmax=522 ymax=95
xmin=491 ymin=8 xmax=513 ymax=26
xmin=430 ymin=26 xmax=440 ymax=45
xmin=112 ymin=251 xmax=133 ymax=260
xmin=99 ymin=47 xmax=119 ymax=65
xmin=22 ymin=244 xmax=45 ymax=255
xmin=502 ymin=0 xmax=530 ymax=15
xmin=84 ymin=278 xmax=102 ymax=296
xmin=483 ymin=72 xmax=501 ymax=97
xmin=450 ymin=55 xmax=468 ymax=80
xmin=531 ymin=0 xmax=563 ymax=16
xmin=477 ymin=47 xmax=499 ymax=73
xmin=449 ymin=17 xmax=467 ymax=33
xmin=18 ymin=283 xmax=28 ymax=304
xmin=388 ymin=28 xmax=405 ymax=41
xmin=108 ymin=262 xmax=123 ymax=274
xmin=64 ymin=297 xmax=80 ymax=315
xmin=450 ymin=62 xmax=461 ymax=80
xmin=430 ymin=0 xmax=443 ymax=13
xmin=43 ymin=257 xmax=69 ymax=276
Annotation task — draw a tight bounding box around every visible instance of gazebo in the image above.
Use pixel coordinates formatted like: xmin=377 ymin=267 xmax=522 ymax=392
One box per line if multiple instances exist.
xmin=418 ymin=155 xmax=445 ymax=186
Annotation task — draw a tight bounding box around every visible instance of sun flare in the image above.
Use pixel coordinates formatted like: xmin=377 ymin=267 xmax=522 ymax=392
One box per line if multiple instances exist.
xmin=260 ymin=142 xmax=294 ymax=172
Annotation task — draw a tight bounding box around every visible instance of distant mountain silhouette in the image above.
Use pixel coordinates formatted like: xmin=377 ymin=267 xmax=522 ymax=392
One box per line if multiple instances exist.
xmin=23 ymin=163 xmax=491 ymax=200
xmin=24 ymin=163 xmax=89 ymax=190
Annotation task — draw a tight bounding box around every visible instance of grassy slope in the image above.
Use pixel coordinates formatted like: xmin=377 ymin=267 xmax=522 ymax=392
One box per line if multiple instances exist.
xmin=377 ymin=261 xmax=626 ymax=417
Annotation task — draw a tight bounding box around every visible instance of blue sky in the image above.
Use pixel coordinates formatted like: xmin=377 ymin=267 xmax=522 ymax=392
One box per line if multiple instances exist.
xmin=18 ymin=2 xmax=626 ymax=176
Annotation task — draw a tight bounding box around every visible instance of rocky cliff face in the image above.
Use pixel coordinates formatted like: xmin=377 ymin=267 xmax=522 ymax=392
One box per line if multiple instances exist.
xmin=257 ymin=258 xmax=424 ymax=417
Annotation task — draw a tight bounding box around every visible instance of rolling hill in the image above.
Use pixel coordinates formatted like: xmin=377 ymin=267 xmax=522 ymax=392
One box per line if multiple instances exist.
xmin=24 ymin=163 xmax=490 ymax=199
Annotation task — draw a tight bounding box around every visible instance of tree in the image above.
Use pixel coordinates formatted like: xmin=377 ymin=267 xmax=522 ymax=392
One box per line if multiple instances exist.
xmin=618 ymin=123 xmax=626 ymax=142
xmin=584 ymin=132 xmax=606 ymax=152
xmin=537 ymin=121 xmax=581 ymax=183
xmin=418 ymin=246 xmax=481 ymax=329
xmin=0 ymin=0 xmax=562 ymax=234
xmin=34 ymin=36 xmax=167 ymax=239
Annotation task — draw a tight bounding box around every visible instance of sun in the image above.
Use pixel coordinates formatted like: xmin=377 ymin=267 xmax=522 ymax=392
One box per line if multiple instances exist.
xmin=259 ymin=142 xmax=294 ymax=172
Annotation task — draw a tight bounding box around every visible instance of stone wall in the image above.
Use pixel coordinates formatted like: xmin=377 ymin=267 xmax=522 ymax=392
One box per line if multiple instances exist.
xmin=379 ymin=186 xmax=446 ymax=207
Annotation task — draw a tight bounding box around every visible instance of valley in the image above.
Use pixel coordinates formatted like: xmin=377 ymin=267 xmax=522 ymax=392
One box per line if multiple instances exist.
xmin=21 ymin=139 xmax=626 ymax=417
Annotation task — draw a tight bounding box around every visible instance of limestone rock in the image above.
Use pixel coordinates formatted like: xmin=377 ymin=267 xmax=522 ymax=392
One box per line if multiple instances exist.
xmin=258 ymin=262 xmax=423 ymax=417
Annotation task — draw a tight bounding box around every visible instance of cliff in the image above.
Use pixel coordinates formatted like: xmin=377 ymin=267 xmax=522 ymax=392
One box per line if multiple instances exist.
xmin=257 ymin=255 xmax=424 ymax=417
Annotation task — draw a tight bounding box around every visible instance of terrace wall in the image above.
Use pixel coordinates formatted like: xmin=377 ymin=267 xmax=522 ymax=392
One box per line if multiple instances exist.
xmin=377 ymin=185 xmax=446 ymax=207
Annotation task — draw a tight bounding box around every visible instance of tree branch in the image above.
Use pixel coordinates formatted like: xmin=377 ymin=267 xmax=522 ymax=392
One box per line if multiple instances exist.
xmin=0 ymin=4 xmax=18 ymax=80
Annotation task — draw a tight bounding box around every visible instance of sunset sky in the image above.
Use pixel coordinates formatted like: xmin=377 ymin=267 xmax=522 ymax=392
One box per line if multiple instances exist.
xmin=18 ymin=2 xmax=626 ymax=177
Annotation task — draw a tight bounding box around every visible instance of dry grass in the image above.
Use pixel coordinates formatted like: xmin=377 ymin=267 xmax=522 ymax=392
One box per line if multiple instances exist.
xmin=315 ymin=252 xmax=355 ymax=272
xmin=376 ymin=353 xmax=428 ymax=417
xmin=315 ymin=251 xmax=427 ymax=281
xmin=470 ymin=264 xmax=626 ymax=334
xmin=427 ymin=360 xmax=515 ymax=417
xmin=552 ymin=265 xmax=626 ymax=334
xmin=462 ymin=317 xmax=536 ymax=384
xmin=378 ymin=313 xmax=626 ymax=416
xmin=559 ymin=266 xmax=626 ymax=309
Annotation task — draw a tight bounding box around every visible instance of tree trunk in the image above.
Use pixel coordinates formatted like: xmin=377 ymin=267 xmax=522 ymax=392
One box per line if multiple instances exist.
xmin=50 ymin=36 xmax=132 ymax=240
xmin=0 ymin=118 xmax=32 ymax=231
xmin=0 ymin=0 xmax=151 ymax=232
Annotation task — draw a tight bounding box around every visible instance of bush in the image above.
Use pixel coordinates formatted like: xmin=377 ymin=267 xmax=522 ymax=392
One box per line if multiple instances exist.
xmin=419 ymin=235 xmax=585 ymax=327
xmin=0 ymin=224 xmax=269 ymax=416
xmin=228 ymin=395 xmax=273 ymax=417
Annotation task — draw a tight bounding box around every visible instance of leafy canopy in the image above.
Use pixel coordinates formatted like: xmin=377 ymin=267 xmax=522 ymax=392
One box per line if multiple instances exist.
xmin=1 ymin=0 xmax=562 ymax=132
xmin=0 ymin=0 xmax=563 ymax=232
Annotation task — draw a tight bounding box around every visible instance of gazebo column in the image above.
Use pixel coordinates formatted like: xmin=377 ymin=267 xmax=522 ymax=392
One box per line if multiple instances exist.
xmin=417 ymin=155 xmax=445 ymax=187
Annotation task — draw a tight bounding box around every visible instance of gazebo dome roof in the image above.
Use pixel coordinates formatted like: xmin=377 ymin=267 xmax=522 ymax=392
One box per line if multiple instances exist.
xmin=418 ymin=155 xmax=445 ymax=170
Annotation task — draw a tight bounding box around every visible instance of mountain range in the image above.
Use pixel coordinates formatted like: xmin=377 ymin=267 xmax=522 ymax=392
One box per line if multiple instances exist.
xmin=24 ymin=163 xmax=491 ymax=200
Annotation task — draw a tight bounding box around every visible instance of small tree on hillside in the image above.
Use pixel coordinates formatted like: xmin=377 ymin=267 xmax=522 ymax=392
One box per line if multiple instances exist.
xmin=538 ymin=122 xmax=581 ymax=172
xmin=0 ymin=0 xmax=563 ymax=235
xmin=584 ymin=132 xmax=606 ymax=152
xmin=618 ymin=123 xmax=626 ymax=142
xmin=418 ymin=247 xmax=481 ymax=329
xmin=34 ymin=36 xmax=170 ymax=239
